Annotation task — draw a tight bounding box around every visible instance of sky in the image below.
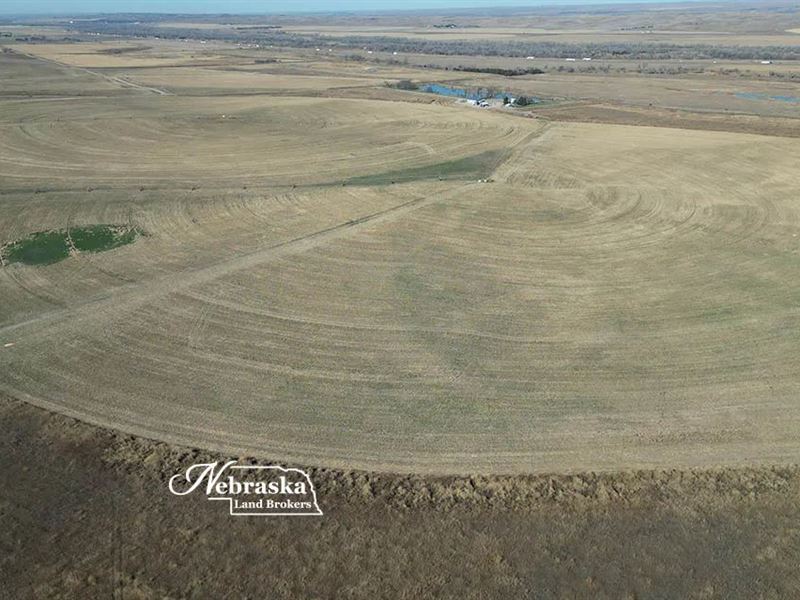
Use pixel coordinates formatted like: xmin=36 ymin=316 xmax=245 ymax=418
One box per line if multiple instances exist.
xmin=0 ymin=0 xmax=725 ymax=16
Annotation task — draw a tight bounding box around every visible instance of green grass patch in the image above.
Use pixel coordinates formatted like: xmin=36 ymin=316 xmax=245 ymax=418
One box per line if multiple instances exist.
xmin=2 ymin=225 xmax=141 ymax=267
xmin=341 ymin=150 xmax=506 ymax=186
xmin=71 ymin=225 xmax=139 ymax=253
xmin=3 ymin=230 xmax=70 ymax=266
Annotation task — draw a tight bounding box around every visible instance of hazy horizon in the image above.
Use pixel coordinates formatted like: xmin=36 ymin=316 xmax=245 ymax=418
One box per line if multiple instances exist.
xmin=0 ymin=0 xmax=741 ymax=17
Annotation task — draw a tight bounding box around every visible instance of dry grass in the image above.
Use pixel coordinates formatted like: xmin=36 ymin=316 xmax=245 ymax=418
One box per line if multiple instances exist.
xmin=4 ymin=395 xmax=800 ymax=598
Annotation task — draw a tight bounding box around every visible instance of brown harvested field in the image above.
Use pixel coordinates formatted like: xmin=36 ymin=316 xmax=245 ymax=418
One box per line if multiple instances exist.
xmin=1 ymin=39 xmax=799 ymax=475
xmin=524 ymin=102 xmax=800 ymax=137
xmin=11 ymin=41 xmax=231 ymax=68
xmin=2 ymin=7 xmax=800 ymax=594
xmin=110 ymin=67 xmax=383 ymax=93
xmin=0 ymin=48 xmax=129 ymax=96
xmin=0 ymin=95 xmax=523 ymax=191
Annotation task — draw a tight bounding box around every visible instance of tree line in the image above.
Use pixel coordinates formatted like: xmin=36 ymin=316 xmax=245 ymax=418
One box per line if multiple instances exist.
xmin=62 ymin=19 xmax=800 ymax=62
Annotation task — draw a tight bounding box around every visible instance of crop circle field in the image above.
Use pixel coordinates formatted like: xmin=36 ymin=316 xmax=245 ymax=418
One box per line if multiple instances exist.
xmin=1 ymin=50 xmax=799 ymax=474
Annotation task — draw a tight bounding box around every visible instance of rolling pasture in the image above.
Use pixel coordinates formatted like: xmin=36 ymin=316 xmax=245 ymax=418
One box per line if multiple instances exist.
xmin=1 ymin=43 xmax=799 ymax=474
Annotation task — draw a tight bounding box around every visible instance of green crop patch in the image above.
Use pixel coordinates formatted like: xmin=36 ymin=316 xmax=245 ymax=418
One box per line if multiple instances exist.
xmin=1 ymin=225 xmax=141 ymax=267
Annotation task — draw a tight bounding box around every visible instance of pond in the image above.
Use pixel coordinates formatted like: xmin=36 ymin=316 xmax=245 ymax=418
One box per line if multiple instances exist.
xmin=735 ymin=92 xmax=800 ymax=104
xmin=422 ymin=83 xmax=528 ymax=102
